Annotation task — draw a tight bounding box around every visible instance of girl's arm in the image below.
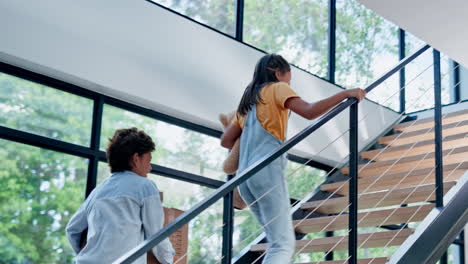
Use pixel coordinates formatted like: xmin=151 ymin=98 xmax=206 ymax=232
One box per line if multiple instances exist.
xmin=220 ymin=123 xmax=242 ymax=149
xmin=285 ymin=88 xmax=366 ymax=120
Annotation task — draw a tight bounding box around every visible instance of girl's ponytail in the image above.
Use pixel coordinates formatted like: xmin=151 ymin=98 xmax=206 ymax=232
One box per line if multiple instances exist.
xmin=237 ymin=54 xmax=290 ymax=116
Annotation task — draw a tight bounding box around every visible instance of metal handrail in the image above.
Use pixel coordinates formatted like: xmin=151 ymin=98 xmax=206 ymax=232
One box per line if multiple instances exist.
xmin=113 ymin=44 xmax=430 ymax=264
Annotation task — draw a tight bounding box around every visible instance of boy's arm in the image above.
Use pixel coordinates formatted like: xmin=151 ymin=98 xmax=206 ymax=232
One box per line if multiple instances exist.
xmin=66 ymin=203 xmax=88 ymax=254
xmin=142 ymin=192 xmax=175 ymax=264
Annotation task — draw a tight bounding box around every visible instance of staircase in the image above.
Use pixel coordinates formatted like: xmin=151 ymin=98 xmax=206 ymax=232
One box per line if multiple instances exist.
xmin=114 ymin=46 xmax=466 ymax=264
xmin=249 ymin=108 xmax=468 ymax=263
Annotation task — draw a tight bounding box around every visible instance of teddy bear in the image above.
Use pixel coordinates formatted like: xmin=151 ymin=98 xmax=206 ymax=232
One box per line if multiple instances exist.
xmin=219 ymin=112 xmax=241 ymax=174
xmin=219 ymin=112 xmax=247 ymax=210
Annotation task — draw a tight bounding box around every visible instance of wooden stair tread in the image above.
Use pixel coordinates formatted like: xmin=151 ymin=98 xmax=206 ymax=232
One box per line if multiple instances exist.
xmin=296 ymin=258 xmax=388 ymax=264
xmin=378 ymin=121 xmax=468 ymax=146
xmin=294 ymin=204 xmax=433 ymax=233
xmin=394 ymin=109 xmax=468 ymax=133
xmin=322 ymin=168 xmax=463 ymax=195
xmin=251 ymin=229 xmax=414 ymax=253
xmin=361 ymin=133 xmax=468 ymax=161
xmin=385 ymin=119 xmax=468 ymax=141
xmin=344 ymin=155 xmax=466 ymax=177
xmin=342 ymin=156 xmax=467 ymax=178
xmin=342 ymin=146 xmax=468 ymax=176
xmin=304 ymin=182 xmax=456 ymax=214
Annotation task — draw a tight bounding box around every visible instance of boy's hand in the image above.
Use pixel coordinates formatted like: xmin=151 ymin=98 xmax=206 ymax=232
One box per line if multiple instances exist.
xmin=345 ymin=88 xmax=367 ymax=102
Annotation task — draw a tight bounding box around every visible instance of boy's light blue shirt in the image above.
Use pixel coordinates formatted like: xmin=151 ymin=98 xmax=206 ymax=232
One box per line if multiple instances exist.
xmin=66 ymin=171 xmax=174 ymax=264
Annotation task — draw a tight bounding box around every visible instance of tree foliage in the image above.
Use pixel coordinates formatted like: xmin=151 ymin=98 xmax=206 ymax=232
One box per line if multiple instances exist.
xmin=0 ymin=73 xmax=89 ymax=263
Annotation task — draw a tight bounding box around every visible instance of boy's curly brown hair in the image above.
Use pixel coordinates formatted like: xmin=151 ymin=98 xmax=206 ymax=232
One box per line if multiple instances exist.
xmin=106 ymin=127 xmax=155 ymax=173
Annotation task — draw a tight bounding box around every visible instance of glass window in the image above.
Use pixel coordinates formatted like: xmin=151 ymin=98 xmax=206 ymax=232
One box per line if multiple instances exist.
xmin=286 ymin=161 xmax=327 ymax=200
xmin=100 ymin=104 xmax=227 ymax=180
xmin=287 ymin=163 xmax=327 ymax=262
xmin=243 ymin=0 xmax=329 ymax=77
xmin=459 ymin=65 xmax=468 ymax=100
xmin=446 ymin=243 xmax=461 ymax=264
xmin=405 ymin=33 xmax=433 ymax=113
xmin=233 ymin=209 xmax=262 ymax=256
xmin=441 ymin=57 xmax=455 ymax=105
xmin=336 ymin=0 xmax=399 ymax=111
xmin=0 ymin=72 xmax=93 ymax=146
xmin=151 ymin=0 xmax=237 ymax=36
xmin=0 ymin=139 xmax=88 ymax=263
xmin=405 ymin=34 xmax=452 ymax=113
xmin=186 ymin=202 xmax=223 ymax=263
xmin=98 ymin=162 xmax=217 ymax=210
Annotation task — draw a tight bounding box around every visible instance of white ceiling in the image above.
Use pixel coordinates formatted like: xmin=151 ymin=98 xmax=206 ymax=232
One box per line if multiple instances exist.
xmin=358 ymin=0 xmax=468 ymax=67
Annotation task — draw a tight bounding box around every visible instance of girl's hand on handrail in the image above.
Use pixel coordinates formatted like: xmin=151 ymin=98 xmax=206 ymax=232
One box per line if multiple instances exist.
xmin=344 ymin=88 xmax=367 ymax=102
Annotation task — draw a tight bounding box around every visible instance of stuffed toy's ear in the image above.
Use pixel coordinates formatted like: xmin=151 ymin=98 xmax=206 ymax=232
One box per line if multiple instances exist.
xmin=219 ymin=111 xmax=237 ymax=131
xmin=219 ymin=113 xmax=230 ymax=130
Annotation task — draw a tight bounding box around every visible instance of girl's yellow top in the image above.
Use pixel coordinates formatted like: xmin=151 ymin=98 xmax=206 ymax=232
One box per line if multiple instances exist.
xmin=233 ymin=82 xmax=299 ymax=141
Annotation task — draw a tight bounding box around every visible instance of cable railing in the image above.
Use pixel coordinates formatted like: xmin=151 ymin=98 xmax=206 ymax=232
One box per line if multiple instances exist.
xmin=297 ymin=56 xmax=464 ymax=263
xmin=227 ymin=49 xmax=461 ymax=263
xmin=287 ymin=61 xmax=460 ymax=263
xmin=239 ymin=52 xmax=463 ymax=263
xmin=113 ymin=44 xmax=431 ymax=264
xmin=234 ymin=56 xmax=457 ymax=263
xmin=292 ymin=51 xmax=463 ymax=263
xmin=321 ymin=116 xmax=467 ymax=264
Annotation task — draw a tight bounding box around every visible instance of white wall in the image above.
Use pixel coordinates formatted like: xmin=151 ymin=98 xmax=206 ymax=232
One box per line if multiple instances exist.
xmin=0 ymin=0 xmax=400 ymax=166
xmin=358 ymin=0 xmax=468 ymax=68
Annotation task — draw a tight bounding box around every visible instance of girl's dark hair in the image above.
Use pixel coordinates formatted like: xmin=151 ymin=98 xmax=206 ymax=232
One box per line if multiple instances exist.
xmin=237 ymin=54 xmax=290 ymax=116
xmin=106 ymin=127 xmax=155 ymax=173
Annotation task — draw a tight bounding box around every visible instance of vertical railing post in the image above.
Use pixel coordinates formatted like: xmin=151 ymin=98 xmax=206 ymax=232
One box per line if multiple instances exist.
xmin=452 ymin=61 xmax=461 ymax=103
xmin=399 ymin=29 xmax=406 ymax=113
xmin=349 ymin=101 xmax=359 ymax=264
xmin=83 ymin=95 xmax=104 ymax=251
xmin=86 ymin=95 xmax=104 ymax=197
xmin=434 ymin=48 xmax=447 ymax=264
xmin=433 ymin=49 xmax=444 ymax=208
xmin=235 ymin=0 xmax=244 ymax=41
xmin=328 ymin=0 xmax=336 ymax=84
xmin=439 ymin=252 xmax=448 ymax=264
xmin=460 ymin=230 xmax=465 ymax=264
xmin=325 ymin=231 xmax=334 ymax=261
xmin=222 ymin=174 xmax=235 ymax=264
